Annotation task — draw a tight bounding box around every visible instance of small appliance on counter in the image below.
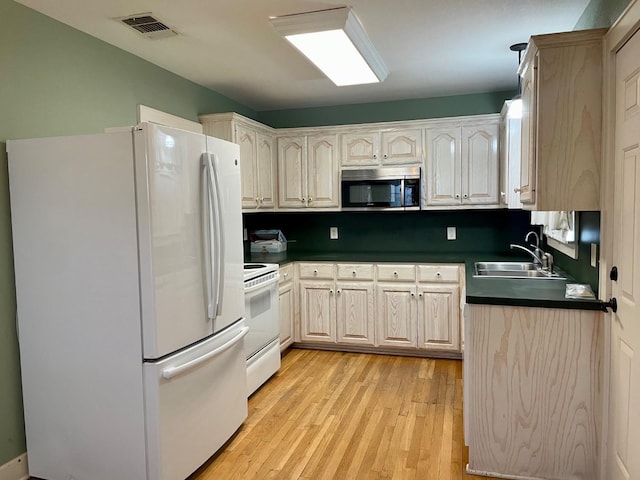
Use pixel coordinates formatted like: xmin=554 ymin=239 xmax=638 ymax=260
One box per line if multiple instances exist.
xmin=250 ymin=229 xmax=287 ymax=253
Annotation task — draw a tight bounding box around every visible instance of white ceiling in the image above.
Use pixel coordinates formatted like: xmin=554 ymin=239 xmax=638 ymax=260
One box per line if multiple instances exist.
xmin=16 ymin=0 xmax=591 ymax=112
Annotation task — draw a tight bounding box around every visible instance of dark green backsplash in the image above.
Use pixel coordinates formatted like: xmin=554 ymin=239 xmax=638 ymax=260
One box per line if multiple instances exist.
xmin=244 ymin=210 xmax=532 ymax=255
xmin=545 ymin=212 xmax=600 ymax=294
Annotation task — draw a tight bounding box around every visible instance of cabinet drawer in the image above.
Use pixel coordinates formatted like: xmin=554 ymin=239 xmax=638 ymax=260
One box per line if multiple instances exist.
xmin=279 ymin=264 xmax=293 ymax=284
xmin=417 ymin=265 xmax=459 ymax=283
xmin=298 ymin=263 xmax=335 ymax=280
xmin=337 ymin=263 xmax=374 ymax=281
xmin=376 ymin=264 xmax=416 ymax=282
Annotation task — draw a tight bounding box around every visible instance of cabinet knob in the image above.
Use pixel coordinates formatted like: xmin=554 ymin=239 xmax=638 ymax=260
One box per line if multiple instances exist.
xmin=436 ymin=272 xmax=442 ymax=278
xmin=329 ymin=289 xmax=334 ymax=295
xmin=383 ymin=154 xmax=388 ymax=159
xmin=500 ymin=192 xmax=506 ymax=197
xmin=373 ymin=154 xmax=378 ymax=159
xmin=463 ymin=194 xmax=469 ymax=199
xmin=418 ymin=292 xmax=423 ymax=298
xmin=393 ymin=271 xmax=398 ymax=277
xmin=352 ymin=271 xmax=357 ymax=277
xmin=308 ymin=196 xmax=313 ymax=204
xmin=455 ymin=194 xmax=461 ymax=199
xmin=284 ymin=272 xmax=288 ymax=278
xmin=336 ymin=289 xmax=342 ymax=294
xmin=410 ymin=292 xmax=416 ymax=297
xmin=313 ymin=269 xmax=318 ymax=275
xmin=514 ymin=188 xmax=522 ymax=193
xmin=301 ymin=197 xmax=306 ymax=203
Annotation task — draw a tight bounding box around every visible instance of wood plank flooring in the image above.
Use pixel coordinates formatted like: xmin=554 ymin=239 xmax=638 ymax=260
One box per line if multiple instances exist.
xmin=191 ymin=348 xmax=498 ymax=480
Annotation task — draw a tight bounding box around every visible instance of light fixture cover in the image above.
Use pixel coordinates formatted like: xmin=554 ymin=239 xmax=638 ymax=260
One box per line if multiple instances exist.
xmin=269 ymin=7 xmax=388 ymax=86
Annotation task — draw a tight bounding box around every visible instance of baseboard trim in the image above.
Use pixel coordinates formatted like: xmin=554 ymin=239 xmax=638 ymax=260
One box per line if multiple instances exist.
xmin=0 ymin=453 xmax=28 ymax=480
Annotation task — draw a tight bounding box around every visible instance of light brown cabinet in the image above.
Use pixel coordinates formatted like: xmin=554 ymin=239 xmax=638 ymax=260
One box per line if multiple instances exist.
xmin=517 ymin=29 xmax=606 ymax=210
xmin=341 ymin=128 xmax=422 ymax=167
xmin=278 ymin=264 xmax=294 ymax=351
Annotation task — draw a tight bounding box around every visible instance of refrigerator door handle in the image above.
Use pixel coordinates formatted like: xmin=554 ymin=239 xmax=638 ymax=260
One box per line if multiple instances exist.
xmin=202 ymin=153 xmax=218 ymax=320
xmin=161 ymin=326 xmax=249 ymax=379
xmin=209 ymin=153 xmax=226 ymax=317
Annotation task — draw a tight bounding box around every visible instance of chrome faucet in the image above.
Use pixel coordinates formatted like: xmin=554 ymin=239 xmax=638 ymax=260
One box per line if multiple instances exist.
xmin=510 ymin=243 xmax=545 ymax=266
xmin=511 ymin=231 xmax=554 ymax=272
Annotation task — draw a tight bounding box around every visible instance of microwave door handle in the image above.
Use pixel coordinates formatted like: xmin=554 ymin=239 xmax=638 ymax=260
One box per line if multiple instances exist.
xmin=400 ymin=179 xmax=406 ymax=207
xmin=209 ymin=153 xmax=225 ymax=317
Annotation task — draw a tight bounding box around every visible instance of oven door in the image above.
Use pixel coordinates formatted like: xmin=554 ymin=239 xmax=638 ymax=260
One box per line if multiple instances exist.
xmin=244 ymin=276 xmax=280 ymax=359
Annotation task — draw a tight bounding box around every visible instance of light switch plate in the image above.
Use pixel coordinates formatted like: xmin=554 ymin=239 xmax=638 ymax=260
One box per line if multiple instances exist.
xmin=447 ymin=226 xmax=456 ymax=240
xmin=591 ymin=243 xmax=597 ymax=267
xmin=330 ymin=227 xmax=338 ymax=240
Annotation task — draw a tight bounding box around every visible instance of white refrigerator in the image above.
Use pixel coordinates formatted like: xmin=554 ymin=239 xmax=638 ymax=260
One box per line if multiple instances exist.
xmin=8 ymin=123 xmax=247 ymax=480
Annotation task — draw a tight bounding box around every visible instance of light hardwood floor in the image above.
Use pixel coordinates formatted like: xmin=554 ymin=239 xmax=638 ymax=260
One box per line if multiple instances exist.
xmin=191 ymin=348 xmax=497 ymax=480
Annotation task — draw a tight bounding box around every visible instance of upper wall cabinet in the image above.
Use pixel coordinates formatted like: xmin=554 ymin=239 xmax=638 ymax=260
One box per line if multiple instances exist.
xmin=277 ymin=134 xmax=340 ymax=209
xmin=199 ymin=113 xmax=276 ymax=211
xmin=341 ymin=128 xmax=422 ymax=167
xmin=517 ymin=29 xmax=606 ymax=211
xmin=425 ymin=116 xmax=500 ymax=208
xmin=499 ymin=101 xmax=522 ymax=209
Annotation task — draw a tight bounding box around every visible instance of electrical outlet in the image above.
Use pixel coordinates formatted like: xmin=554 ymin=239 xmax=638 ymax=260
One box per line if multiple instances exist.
xmin=447 ymin=226 xmax=456 ymax=240
xmin=330 ymin=227 xmax=339 ymax=240
xmin=591 ymin=243 xmax=598 ymax=267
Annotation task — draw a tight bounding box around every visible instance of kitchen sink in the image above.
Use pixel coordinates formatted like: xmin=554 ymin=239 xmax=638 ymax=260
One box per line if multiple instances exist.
xmin=474 ymin=262 xmax=565 ymax=279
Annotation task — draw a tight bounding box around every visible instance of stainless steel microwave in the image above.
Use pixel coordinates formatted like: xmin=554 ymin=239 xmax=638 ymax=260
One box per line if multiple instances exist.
xmin=341 ymin=166 xmax=421 ymax=210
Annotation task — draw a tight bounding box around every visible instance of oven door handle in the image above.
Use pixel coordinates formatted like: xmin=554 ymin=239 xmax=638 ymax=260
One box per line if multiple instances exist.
xmin=244 ymin=275 xmax=280 ymax=296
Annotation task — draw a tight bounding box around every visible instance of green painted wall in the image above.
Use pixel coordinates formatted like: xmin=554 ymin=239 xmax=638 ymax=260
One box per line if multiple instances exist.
xmin=0 ymin=0 xmax=257 ymax=465
xmin=258 ymin=90 xmax=515 ymax=128
xmin=575 ymin=0 xmax=631 ymax=29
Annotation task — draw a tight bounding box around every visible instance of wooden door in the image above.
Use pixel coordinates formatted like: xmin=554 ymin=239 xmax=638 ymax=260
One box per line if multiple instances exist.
xmin=462 ymin=123 xmax=499 ymax=205
xmin=376 ymin=283 xmax=417 ymax=349
xmin=299 ymin=281 xmax=336 ymax=343
xmin=256 ymin=132 xmax=275 ymax=208
xmin=608 ymin=28 xmax=640 ymax=480
xmin=277 ymin=136 xmax=306 ymax=208
xmin=417 ymin=285 xmax=459 ymax=351
xmin=234 ymin=124 xmax=258 ymax=209
xmin=425 ymin=127 xmax=461 ymax=205
xmin=335 ymin=282 xmax=375 ymax=346
xmin=307 ymin=134 xmax=339 ymax=208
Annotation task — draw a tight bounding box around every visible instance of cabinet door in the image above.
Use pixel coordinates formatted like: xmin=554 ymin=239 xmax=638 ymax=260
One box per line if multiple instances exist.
xmin=279 ymin=281 xmax=294 ymax=351
xmin=256 ymin=133 xmax=276 ymax=208
xmin=336 ymin=282 xmax=375 ymax=346
xmin=462 ymin=123 xmax=499 ymax=205
xmin=278 ymin=136 xmax=307 ymax=208
xmin=519 ymin=56 xmax=537 ymax=205
xmin=417 ymin=285 xmax=460 ymax=351
xmin=425 ymin=127 xmax=461 ymax=205
xmin=381 ymin=129 xmax=422 ymax=165
xmin=376 ymin=283 xmax=417 ymax=348
xmin=340 ymin=131 xmax=380 ymax=166
xmin=235 ymin=125 xmax=258 ymax=209
xmin=307 ymin=134 xmax=339 ymax=208
xmin=299 ymin=281 xmax=336 ymax=343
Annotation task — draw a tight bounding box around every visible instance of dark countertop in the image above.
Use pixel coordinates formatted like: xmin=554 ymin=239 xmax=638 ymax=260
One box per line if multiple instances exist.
xmin=245 ymin=250 xmax=604 ymax=311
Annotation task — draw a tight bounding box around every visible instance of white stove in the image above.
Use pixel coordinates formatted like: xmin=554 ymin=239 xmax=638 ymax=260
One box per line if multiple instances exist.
xmin=243 ymin=263 xmax=280 ymax=396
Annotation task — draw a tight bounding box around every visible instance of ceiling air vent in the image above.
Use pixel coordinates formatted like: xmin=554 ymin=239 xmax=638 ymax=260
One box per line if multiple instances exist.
xmin=117 ymin=13 xmax=178 ymax=39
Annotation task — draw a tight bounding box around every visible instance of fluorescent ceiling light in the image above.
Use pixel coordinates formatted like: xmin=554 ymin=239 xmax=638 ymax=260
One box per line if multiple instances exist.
xmin=269 ymin=7 xmax=388 ymax=87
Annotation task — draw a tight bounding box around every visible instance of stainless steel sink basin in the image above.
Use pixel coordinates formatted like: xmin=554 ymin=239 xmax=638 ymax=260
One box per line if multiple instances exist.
xmin=473 ymin=262 xmax=565 ymax=279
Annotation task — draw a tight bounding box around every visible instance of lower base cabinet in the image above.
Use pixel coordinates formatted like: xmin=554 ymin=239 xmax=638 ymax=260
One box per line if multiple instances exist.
xmin=279 ymin=264 xmax=294 ymax=351
xmin=296 ymin=262 xmax=463 ymax=355
xmin=465 ymin=304 xmax=602 ymax=480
